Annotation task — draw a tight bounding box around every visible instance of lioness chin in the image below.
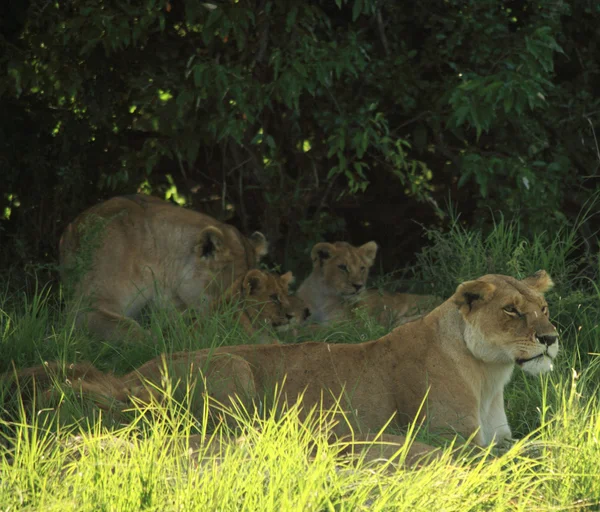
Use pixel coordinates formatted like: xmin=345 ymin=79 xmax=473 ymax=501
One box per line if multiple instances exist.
xmin=9 ymin=271 xmax=558 ymax=452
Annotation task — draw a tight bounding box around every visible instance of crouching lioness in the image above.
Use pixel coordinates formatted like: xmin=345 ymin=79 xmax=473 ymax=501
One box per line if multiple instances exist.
xmin=11 ymin=271 xmax=558 ymax=450
xmin=59 ymin=194 xmax=268 ymax=342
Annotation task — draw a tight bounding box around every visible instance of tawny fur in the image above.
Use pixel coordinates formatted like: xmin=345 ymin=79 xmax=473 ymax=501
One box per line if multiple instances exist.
xmin=59 ymin=194 xmax=269 ymax=342
xmin=297 ymin=240 xmax=440 ymax=326
xmin=200 ymin=269 xmax=311 ymax=343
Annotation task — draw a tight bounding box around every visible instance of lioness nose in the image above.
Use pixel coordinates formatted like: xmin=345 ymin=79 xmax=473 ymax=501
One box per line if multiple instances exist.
xmin=537 ymin=334 xmax=558 ymax=346
xmin=352 ymin=283 xmax=364 ymax=292
xmin=286 ymin=313 xmax=294 ymax=320
xmin=303 ymin=308 xmax=311 ymax=320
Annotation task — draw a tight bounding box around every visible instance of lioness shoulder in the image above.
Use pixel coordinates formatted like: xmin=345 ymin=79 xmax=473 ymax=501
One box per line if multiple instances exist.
xmin=59 ymin=194 xmax=268 ymax=342
xmin=296 ymin=240 xmax=439 ymax=326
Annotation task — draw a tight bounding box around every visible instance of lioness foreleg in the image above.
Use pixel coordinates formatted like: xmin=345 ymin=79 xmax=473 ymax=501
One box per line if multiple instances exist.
xmin=76 ymin=305 xmax=150 ymax=343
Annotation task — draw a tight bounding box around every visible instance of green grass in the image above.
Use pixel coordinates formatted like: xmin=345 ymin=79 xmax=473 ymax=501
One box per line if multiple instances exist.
xmin=1 ymin=212 xmax=600 ymax=510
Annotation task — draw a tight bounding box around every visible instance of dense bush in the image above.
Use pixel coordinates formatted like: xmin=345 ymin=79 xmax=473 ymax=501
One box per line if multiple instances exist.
xmin=1 ymin=0 xmax=599 ymax=274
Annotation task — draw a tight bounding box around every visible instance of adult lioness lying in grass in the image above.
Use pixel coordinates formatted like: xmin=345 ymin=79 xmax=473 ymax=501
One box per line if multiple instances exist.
xmin=8 ymin=271 xmax=558 ymax=450
xmin=59 ymin=194 xmax=269 ymax=342
xmin=297 ymin=241 xmax=441 ymax=327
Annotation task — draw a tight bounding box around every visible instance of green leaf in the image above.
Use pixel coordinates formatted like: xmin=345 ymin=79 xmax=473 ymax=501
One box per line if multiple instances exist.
xmin=503 ymin=91 xmax=514 ymax=113
xmin=352 ymin=0 xmax=363 ymax=22
xmin=453 ymin=105 xmax=470 ymax=127
xmin=193 ymin=64 xmax=204 ymax=88
xmin=457 ymin=171 xmax=471 ymax=189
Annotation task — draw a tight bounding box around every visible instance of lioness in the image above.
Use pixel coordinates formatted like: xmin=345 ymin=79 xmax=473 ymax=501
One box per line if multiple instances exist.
xmin=59 ymin=195 xmax=269 ymax=342
xmin=10 ymin=271 xmax=558 ymax=449
xmin=297 ymin=241 xmax=441 ymax=326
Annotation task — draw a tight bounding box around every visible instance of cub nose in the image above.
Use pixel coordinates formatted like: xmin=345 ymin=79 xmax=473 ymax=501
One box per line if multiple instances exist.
xmin=352 ymin=283 xmax=364 ymax=292
xmin=537 ymin=334 xmax=558 ymax=346
xmin=286 ymin=313 xmax=294 ymax=320
xmin=302 ymin=308 xmax=311 ymax=320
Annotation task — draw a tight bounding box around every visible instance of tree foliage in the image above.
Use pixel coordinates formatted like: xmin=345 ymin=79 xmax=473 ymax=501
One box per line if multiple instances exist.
xmin=1 ymin=0 xmax=599 ymax=272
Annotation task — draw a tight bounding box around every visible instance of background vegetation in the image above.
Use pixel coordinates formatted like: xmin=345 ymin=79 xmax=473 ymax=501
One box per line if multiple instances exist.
xmin=1 ymin=0 xmax=599 ymax=277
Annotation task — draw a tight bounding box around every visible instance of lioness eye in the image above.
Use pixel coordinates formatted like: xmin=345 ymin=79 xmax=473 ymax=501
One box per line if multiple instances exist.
xmin=270 ymin=294 xmax=280 ymax=304
xmin=338 ymin=264 xmax=348 ymax=272
xmin=503 ymin=306 xmax=520 ymax=316
xmin=541 ymin=305 xmax=548 ymax=315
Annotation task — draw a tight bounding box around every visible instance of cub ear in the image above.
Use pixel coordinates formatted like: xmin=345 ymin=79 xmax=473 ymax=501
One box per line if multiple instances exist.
xmin=521 ymin=270 xmax=554 ymax=293
xmin=311 ymin=242 xmax=336 ymax=265
xmin=280 ymin=271 xmax=295 ymax=287
xmin=197 ymin=226 xmax=226 ymax=259
xmin=249 ymin=231 xmax=269 ymax=259
xmin=358 ymin=241 xmax=378 ymax=266
xmin=452 ymin=280 xmax=496 ymax=311
xmin=243 ymin=269 xmax=266 ymax=295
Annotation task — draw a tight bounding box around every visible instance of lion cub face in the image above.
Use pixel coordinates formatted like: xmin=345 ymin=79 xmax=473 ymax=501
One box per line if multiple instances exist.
xmin=453 ymin=270 xmax=558 ymax=375
xmin=310 ymin=241 xmax=378 ymax=297
xmin=241 ymin=270 xmax=309 ymax=330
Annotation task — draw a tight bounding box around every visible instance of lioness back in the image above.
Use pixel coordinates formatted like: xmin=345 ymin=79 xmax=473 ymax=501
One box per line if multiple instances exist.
xmin=297 ymin=240 xmax=439 ymax=326
xmin=60 ymin=194 xmax=268 ymax=342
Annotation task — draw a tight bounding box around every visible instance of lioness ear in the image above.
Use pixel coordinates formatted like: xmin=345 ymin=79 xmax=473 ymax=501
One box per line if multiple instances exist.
xmin=197 ymin=226 xmax=226 ymax=259
xmin=249 ymin=231 xmax=269 ymax=259
xmin=280 ymin=271 xmax=295 ymax=287
xmin=521 ymin=270 xmax=554 ymax=293
xmin=358 ymin=241 xmax=378 ymax=266
xmin=452 ymin=280 xmax=496 ymax=311
xmin=243 ymin=269 xmax=265 ymax=295
xmin=311 ymin=243 xmax=336 ymax=265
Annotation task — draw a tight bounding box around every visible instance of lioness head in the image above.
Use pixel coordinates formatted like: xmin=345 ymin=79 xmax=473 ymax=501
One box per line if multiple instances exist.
xmin=452 ymin=270 xmax=558 ymax=375
xmin=239 ymin=269 xmax=309 ymax=330
xmin=310 ymin=241 xmax=378 ymax=297
xmin=194 ymin=226 xmax=269 ymax=290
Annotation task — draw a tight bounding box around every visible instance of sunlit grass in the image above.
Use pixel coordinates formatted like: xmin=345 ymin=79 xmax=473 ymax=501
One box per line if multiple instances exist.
xmin=1 ymin=370 xmax=600 ymax=510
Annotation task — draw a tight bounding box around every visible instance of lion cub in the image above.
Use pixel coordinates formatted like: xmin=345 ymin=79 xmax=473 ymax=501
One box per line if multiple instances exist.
xmin=59 ymin=195 xmax=269 ymax=343
xmin=204 ymin=269 xmax=311 ymax=343
xmin=296 ymin=241 xmax=440 ymax=326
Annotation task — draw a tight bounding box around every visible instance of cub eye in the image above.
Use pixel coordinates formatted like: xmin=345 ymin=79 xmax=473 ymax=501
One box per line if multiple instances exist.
xmin=503 ymin=306 xmax=521 ymax=317
xmin=270 ymin=294 xmax=280 ymax=304
xmin=360 ymin=266 xmax=366 ymax=272
xmin=338 ymin=264 xmax=348 ymax=272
